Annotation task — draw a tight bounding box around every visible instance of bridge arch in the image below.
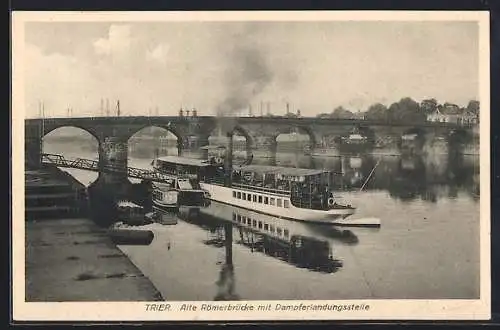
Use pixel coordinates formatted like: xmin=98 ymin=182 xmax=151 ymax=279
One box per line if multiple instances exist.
xmin=271 ymin=125 xmax=318 ymax=146
xmin=230 ymin=125 xmax=255 ymax=148
xmin=124 ymin=124 xmax=182 ymax=142
xmin=207 ymin=124 xmax=254 ymax=161
xmin=42 ymin=126 xmax=100 ymax=186
xmin=294 ymin=125 xmax=318 ymax=147
xmin=127 ymin=125 xmax=180 ymax=158
xmin=43 ymin=124 xmax=100 ymax=143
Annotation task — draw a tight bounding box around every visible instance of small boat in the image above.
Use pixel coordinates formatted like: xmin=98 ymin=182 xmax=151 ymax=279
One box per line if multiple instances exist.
xmin=108 ymin=222 xmax=155 ymax=245
xmin=149 ymin=207 xmax=178 ymax=225
xmin=116 ymin=200 xmax=151 ymax=226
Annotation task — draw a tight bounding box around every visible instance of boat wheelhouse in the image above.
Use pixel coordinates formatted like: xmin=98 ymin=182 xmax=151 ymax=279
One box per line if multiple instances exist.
xmin=151 ymin=156 xmax=212 ymax=210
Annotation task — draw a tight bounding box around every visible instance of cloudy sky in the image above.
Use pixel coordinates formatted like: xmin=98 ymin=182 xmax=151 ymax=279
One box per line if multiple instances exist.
xmin=23 ymin=20 xmax=479 ymax=118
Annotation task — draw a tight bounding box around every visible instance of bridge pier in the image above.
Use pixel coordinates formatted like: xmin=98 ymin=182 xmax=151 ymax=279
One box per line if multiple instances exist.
xmin=180 ymin=134 xmax=210 ymax=159
xmin=98 ymin=136 xmax=129 ymax=185
xmin=25 ymin=136 xmax=42 ymax=170
xmin=25 ymin=123 xmax=42 ymax=170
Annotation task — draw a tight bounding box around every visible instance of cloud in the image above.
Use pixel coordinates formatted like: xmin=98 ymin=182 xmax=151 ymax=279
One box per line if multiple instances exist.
xmin=146 ymin=43 xmax=170 ymax=65
xmin=24 ymin=43 xmax=104 ymax=117
xmin=93 ymin=24 xmax=132 ymax=56
xmin=23 ymin=21 xmax=479 ymax=118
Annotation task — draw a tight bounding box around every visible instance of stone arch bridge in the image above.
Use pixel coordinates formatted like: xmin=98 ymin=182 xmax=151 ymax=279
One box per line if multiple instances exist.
xmin=25 ymin=115 xmax=477 ymax=180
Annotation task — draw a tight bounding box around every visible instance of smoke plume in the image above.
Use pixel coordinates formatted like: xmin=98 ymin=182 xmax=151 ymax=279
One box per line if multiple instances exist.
xmin=216 ymin=34 xmax=273 ymax=117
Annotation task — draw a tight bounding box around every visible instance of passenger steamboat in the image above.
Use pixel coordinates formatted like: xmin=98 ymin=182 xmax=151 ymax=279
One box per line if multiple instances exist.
xmin=152 ymin=155 xmax=355 ymax=224
xmin=151 ymin=157 xmax=211 ymax=210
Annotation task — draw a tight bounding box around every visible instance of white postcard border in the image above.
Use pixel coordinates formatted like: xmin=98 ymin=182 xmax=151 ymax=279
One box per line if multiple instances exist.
xmin=11 ymin=10 xmax=491 ymax=321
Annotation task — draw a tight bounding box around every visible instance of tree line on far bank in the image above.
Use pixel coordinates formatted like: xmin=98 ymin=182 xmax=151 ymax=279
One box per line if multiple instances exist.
xmin=313 ymin=98 xmax=480 ymax=123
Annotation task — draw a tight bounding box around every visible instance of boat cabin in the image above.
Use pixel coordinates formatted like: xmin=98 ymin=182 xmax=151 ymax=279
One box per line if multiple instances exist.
xmin=153 ymin=155 xmax=220 ymax=181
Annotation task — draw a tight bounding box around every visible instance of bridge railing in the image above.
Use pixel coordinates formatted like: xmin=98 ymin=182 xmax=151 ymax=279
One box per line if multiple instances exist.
xmin=41 ymin=153 xmax=176 ymax=184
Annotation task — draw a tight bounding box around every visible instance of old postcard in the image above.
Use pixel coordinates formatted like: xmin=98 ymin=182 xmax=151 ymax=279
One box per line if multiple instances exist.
xmin=12 ymin=11 xmax=490 ymax=321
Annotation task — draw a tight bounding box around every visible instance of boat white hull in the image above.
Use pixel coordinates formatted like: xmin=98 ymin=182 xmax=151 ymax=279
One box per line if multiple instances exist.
xmin=199 ymin=183 xmax=355 ymax=224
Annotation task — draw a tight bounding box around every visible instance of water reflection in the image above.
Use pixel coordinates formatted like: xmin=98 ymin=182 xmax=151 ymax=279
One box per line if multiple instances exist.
xmin=128 ymin=146 xmax=479 ymax=204
xmin=311 ymin=153 xmax=479 ymax=203
xmin=178 ymin=202 xmax=348 ymax=276
xmin=214 ymin=223 xmax=239 ymax=301
xmin=45 ymin=137 xmax=480 ymax=204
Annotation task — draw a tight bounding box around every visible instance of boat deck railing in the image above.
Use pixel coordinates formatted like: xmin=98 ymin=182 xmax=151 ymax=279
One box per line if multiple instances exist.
xmin=203 ymin=176 xmax=291 ymax=196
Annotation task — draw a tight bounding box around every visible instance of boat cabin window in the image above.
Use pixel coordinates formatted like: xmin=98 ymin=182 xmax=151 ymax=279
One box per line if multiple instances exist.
xmin=232 ymin=191 xmax=236 ymax=198
xmin=270 ymin=225 xmax=275 ymax=232
xmin=264 ymin=197 xmax=269 ymax=205
xmin=258 ymin=221 xmax=263 ymax=229
xmin=277 ymin=227 xmax=282 ymax=236
xmin=237 ymin=215 xmax=241 ymax=222
xmin=277 ymin=199 xmax=282 ymax=207
xmin=264 ymin=224 xmax=269 ymax=231
xmin=258 ymin=195 xmax=263 ymax=203
xmin=252 ymin=219 xmax=257 ymax=226
xmin=247 ymin=194 xmax=252 ymax=201
xmin=242 ymin=193 xmax=246 ymax=200
xmin=252 ymin=195 xmax=257 ymax=202
xmin=237 ymin=192 xmax=241 ymax=199
xmin=284 ymin=229 xmax=289 ymax=238
xmin=284 ymin=200 xmax=290 ymax=208
xmin=270 ymin=198 xmax=275 ymax=206
xmin=232 ymin=213 xmax=236 ymax=221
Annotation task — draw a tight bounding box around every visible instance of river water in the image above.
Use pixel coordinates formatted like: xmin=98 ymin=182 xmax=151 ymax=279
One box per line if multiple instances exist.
xmin=43 ymin=141 xmax=480 ymax=300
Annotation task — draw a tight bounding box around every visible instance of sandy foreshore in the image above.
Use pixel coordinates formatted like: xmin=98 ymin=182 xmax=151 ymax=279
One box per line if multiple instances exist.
xmin=25 ymin=217 xmax=163 ymax=302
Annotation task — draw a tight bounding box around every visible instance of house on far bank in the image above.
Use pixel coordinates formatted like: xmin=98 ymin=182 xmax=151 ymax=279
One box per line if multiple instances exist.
xmin=352 ymin=112 xmax=366 ymax=120
xmin=426 ymin=104 xmax=479 ymax=125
